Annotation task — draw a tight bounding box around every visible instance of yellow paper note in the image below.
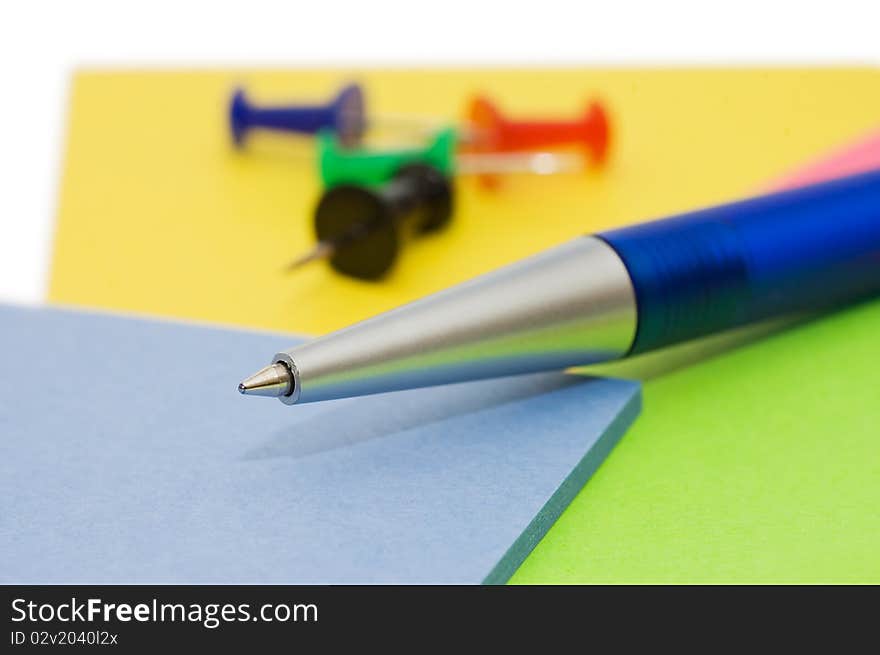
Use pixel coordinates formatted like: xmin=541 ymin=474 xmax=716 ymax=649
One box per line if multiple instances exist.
xmin=50 ymin=68 xmax=880 ymax=335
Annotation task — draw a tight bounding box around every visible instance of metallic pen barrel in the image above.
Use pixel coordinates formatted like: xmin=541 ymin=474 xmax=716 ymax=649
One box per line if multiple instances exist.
xmin=259 ymin=237 xmax=637 ymax=404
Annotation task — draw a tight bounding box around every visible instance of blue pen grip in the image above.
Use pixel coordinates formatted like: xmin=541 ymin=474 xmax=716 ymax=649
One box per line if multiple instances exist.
xmin=599 ymin=169 xmax=880 ymax=355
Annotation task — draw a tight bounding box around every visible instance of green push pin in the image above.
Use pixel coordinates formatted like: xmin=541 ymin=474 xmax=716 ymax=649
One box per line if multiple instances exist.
xmin=316 ymin=125 xmax=583 ymax=190
xmin=317 ymin=128 xmax=458 ymax=188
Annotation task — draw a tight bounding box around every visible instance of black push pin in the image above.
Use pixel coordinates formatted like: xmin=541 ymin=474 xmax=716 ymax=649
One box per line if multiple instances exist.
xmin=287 ymin=164 xmax=453 ymax=280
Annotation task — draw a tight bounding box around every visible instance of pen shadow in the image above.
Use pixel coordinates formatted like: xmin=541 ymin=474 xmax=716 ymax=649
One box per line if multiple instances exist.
xmin=581 ymin=312 xmax=823 ymax=382
xmin=241 ymin=371 xmax=589 ymax=461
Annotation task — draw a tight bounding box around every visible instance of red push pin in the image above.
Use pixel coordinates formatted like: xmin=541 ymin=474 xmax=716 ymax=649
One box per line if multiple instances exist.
xmin=463 ymin=96 xmax=612 ymax=166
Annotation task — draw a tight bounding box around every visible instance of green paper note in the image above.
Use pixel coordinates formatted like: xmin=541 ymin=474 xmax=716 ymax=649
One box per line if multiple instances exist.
xmin=513 ymin=299 xmax=880 ymax=583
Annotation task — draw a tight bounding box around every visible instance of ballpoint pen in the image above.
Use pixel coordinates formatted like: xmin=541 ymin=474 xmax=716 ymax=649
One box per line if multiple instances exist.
xmin=239 ymin=169 xmax=880 ymax=405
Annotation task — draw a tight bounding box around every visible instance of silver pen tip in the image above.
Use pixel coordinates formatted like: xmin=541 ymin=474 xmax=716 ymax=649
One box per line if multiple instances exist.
xmin=238 ymin=363 xmax=293 ymax=398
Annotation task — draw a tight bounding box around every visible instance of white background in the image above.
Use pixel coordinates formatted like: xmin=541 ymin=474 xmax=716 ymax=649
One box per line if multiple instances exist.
xmin=1 ymin=0 xmax=878 ymax=304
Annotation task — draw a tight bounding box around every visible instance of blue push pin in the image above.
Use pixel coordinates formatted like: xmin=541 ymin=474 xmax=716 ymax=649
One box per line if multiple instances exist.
xmin=229 ymin=83 xmax=366 ymax=148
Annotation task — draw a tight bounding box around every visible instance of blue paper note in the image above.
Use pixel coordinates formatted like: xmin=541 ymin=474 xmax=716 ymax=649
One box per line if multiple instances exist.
xmin=0 ymin=304 xmax=640 ymax=584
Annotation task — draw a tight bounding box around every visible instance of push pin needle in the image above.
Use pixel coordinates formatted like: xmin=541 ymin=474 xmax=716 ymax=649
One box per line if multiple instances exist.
xmin=284 ymin=240 xmax=337 ymax=272
xmin=456 ymin=151 xmax=584 ymax=176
